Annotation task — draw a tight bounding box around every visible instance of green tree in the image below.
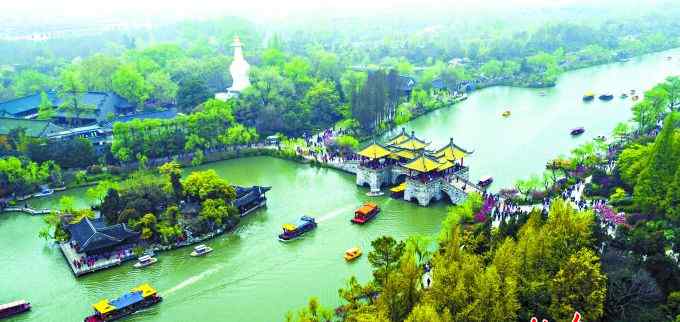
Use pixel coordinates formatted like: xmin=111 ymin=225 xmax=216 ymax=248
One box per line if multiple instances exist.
xmin=549 ymin=248 xmax=607 ymax=321
xmin=12 ymin=70 xmax=54 ymax=96
xmin=368 ymin=236 xmax=406 ymax=286
xmin=112 ymin=63 xmax=151 ymax=107
xmin=36 ymin=91 xmax=55 ymax=120
xmin=146 ymin=71 xmax=178 ymax=106
xmin=182 ymin=170 xmax=236 ymax=202
xmin=303 ymin=80 xmax=341 ymax=128
xmin=57 ymin=68 xmax=95 ymax=127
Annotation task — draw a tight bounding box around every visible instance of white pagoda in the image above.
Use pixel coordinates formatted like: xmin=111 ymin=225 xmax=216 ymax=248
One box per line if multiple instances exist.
xmin=215 ymin=35 xmax=251 ymax=101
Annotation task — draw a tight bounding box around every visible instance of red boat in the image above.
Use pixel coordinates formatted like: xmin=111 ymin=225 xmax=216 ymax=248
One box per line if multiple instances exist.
xmin=351 ymin=203 xmax=380 ymax=224
xmin=0 ymin=300 xmax=31 ymax=319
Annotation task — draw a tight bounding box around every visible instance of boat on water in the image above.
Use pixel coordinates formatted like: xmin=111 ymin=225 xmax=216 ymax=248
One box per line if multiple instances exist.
xmin=351 ymin=203 xmax=380 ymax=224
xmin=190 ymin=244 xmax=213 ymax=257
xmin=582 ymin=92 xmax=595 ymax=101
xmin=595 ymin=135 xmax=607 ymax=141
xmin=84 ymin=284 xmax=162 ymax=322
xmin=133 ymin=255 xmax=157 ymax=268
xmin=598 ymin=93 xmax=614 ymax=101
xmin=0 ymin=300 xmax=31 ymax=319
xmin=344 ymin=247 xmax=362 ymax=261
xmin=366 ymin=189 xmax=384 ymax=197
xmin=632 ymin=95 xmax=640 ymax=101
xmin=279 ymin=216 xmax=317 ymax=242
xmin=630 ymin=89 xmax=636 ymax=94
xmin=33 ymin=185 xmax=54 ymax=198
xmin=390 ymin=183 xmax=406 ymax=199
xmin=478 ymin=176 xmax=494 ymax=187
xmin=570 ymin=127 xmax=585 ymax=136
xmin=620 ymin=93 xmax=629 ymax=99
xmin=502 ymin=110 xmax=511 ymax=117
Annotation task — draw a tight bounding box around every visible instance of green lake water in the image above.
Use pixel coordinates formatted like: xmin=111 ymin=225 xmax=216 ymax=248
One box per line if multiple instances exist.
xmin=3 ymin=48 xmax=680 ymax=322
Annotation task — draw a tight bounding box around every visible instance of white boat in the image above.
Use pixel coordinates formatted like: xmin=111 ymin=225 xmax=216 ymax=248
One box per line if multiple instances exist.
xmin=366 ymin=189 xmax=384 ymax=197
xmin=133 ymin=255 xmax=157 ymax=268
xmin=33 ymin=188 xmax=54 ymax=198
xmin=190 ymin=244 xmax=213 ymax=257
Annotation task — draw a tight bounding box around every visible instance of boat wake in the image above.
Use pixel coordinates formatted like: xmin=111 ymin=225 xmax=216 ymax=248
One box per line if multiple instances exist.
xmin=316 ymin=205 xmax=356 ymax=223
xmin=163 ymin=265 xmax=223 ymax=296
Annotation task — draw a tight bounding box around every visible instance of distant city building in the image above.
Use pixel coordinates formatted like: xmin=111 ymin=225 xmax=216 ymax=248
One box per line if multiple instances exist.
xmin=215 ymin=36 xmax=251 ymax=101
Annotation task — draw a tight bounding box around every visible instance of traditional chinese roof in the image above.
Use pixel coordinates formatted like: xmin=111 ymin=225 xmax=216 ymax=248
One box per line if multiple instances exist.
xmin=434 ymin=138 xmax=472 ymax=161
xmin=436 ymin=160 xmax=455 ymax=172
xmin=0 ymin=91 xmax=133 ymax=122
xmin=66 ymin=217 xmax=139 ymax=254
xmin=0 ymin=117 xmax=64 ymax=137
xmin=403 ymin=154 xmax=444 ymax=173
xmin=233 ymin=186 xmax=270 ymax=208
xmin=389 ymin=149 xmax=417 ymax=160
xmin=387 ymin=128 xmax=411 ymax=146
xmin=357 ymin=143 xmax=392 ymax=160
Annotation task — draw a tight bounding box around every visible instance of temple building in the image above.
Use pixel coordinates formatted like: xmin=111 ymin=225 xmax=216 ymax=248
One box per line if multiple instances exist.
xmin=216 ymin=36 xmax=251 ymax=101
xmin=355 ymin=128 xmax=482 ymax=206
xmin=64 ymin=217 xmax=139 ymax=256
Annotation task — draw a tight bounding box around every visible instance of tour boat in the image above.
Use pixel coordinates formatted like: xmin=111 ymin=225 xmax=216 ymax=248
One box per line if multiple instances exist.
xmin=190 ymin=244 xmax=213 ymax=257
xmin=598 ymin=93 xmax=614 ymax=101
xmin=502 ymin=110 xmax=511 ymax=117
xmin=84 ymin=284 xmax=162 ymax=322
xmin=632 ymin=95 xmax=639 ymax=101
xmin=630 ymin=89 xmax=636 ymax=94
xmin=0 ymin=300 xmax=31 ymax=319
xmin=478 ymin=176 xmax=494 ymax=187
xmin=570 ymin=127 xmax=585 ymax=136
xmin=366 ymin=189 xmax=384 ymax=197
xmin=344 ymin=247 xmax=362 ymax=261
xmin=351 ymin=203 xmax=380 ymax=224
xmin=582 ymin=92 xmax=595 ymax=101
xmin=390 ymin=183 xmax=406 ymax=198
xmin=133 ymin=255 xmax=157 ymax=268
xmin=278 ymin=216 xmax=317 ymax=242
xmin=620 ymin=93 xmax=628 ymax=99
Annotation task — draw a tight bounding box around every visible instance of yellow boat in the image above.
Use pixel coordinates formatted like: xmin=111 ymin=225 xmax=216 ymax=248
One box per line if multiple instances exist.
xmin=344 ymin=247 xmax=362 ymax=261
xmin=583 ymin=92 xmax=595 ymax=101
xmin=502 ymin=110 xmax=511 ymax=117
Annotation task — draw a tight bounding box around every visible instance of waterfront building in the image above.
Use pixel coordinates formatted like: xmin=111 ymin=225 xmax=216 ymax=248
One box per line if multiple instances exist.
xmin=0 ymin=91 xmax=134 ymax=126
xmin=215 ymin=36 xmax=251 ymax=101
xmin=64 ymin=217 xmax=139 ymax=256
xmin=355 ymin=128 xmax=483 ymax=206
xmin=233 ymin=186 xmax=271 ymax=216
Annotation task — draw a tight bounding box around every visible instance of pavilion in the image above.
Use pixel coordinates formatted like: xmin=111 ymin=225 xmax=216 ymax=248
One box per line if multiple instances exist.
xmin=355 ymin=128 xmax=481 ymax=206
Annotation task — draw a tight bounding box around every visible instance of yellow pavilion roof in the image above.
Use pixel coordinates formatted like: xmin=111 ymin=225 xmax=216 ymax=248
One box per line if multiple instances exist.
xmin=357 ymin=143 xmax=392 ymax=160
xmin=437 ymin=160 xmax=455 ymax=172
xmin=93 ymin=300 xmax=116 ymax=314
xmin=387 ymin=128 xmax=411 ymax=146
xmin=435 ymin=139 xmax=472 ymax=161
xmin=390 ymin=182 xmax=406 ymax=193
xmin=396 ymin=138 xmax=428 ymax=151
xmin=132 ymin=283 xmax=157 ymax=298
xmin=390 ymin=149 xmax=416 ymax=160
xmin=403 ymin=155 xmax=442 ymax=173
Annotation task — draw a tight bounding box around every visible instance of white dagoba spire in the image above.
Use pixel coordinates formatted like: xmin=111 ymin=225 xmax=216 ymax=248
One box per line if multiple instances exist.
xmin=228 ymin=35 xmax=251 ymax=93
xmin=215 ymin=35 xmax=251 ymax=101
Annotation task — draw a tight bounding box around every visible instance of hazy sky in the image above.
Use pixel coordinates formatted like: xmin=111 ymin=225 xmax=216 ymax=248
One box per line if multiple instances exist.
xmin=0 ymin=0 xmax=666 ymax=25
xmin=0 ymin=0 xmax=601 ymax=20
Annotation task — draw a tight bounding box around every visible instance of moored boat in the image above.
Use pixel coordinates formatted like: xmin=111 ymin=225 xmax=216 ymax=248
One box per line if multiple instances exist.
xmin=0 ymin=300 xmax=31 ymax=319
xmin=84 ymin=284 xmax=162 ymax=322
xmin=595 ymin=135 xmax=607 ymax=141
xmin=351 ymin=203 xmax=380 ymax=224
xmin=390 ymin=183 xmax=406 ymax=198
xmin=344 ymin=247 xmax=362 ymax=261
xmin=133 ymin=255 xmax=157 ymax=268
xmin=478 ymin=176 xmax=493 ymax=187
xmin=582 ymin=92 xmax=595 ymax=101
xmin=502 ymin=110 xmax=511 ymax=117
xmin=598 ymin=93 xmax=614 ymax=101
xmin=632 ymin=95 xmax=639 ymax=101
xmin=570 ymin=127 xmax=585 ymax=136
xmin=190 ymin=244 xmax=213 ymax=257
xmin=279 ymin=216 xmax=317 ymax=242
xmin=620 ymin=93 xmax=628 ymax=99
xmin=366 ymin=189 xmax=384 ymax=197
xmin=33 ymin=185 xmax=54 ymax=198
